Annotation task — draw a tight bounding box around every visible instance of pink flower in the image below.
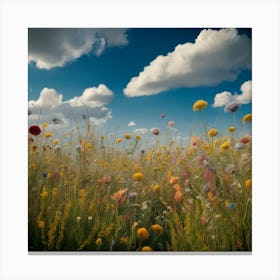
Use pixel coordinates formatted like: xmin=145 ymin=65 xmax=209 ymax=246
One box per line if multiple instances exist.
xmin=151 ymin=128 xmax=160 ymax=136
xmin=102 ymin=176 xmax=111 ymax=184
xmin=168 ymin=121 xmax=175 ymax=127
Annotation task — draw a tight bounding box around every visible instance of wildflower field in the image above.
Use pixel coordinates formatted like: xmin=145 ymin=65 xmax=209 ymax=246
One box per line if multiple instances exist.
xmin=28 ymin=101 xmax=252 ymax=252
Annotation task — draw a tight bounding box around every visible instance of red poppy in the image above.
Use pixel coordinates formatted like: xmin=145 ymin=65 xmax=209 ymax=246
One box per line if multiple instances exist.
xmin=29 ymin=125 xmax=41 ymax=136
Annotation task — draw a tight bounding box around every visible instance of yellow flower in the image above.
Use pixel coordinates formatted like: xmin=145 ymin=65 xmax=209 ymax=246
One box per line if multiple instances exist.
xmin=153 ymin=184 xmax=161 ymax=192
xmin=193 ymin=100 xmax=208 ymax=111
xmin=38 ymin=220 xmax=45 ymax=229
xmin=245 ymin=179 xmax=252 ymax=188
xmin=135 ymin=134 xmax=141 ymax=141
xmin=30 ymin=163 xmax=36 ymax=169
xmin=142 ymin=246 xmax=153 ymax=251
xmin=137 ymin=227 xmax=149 ymax=240
xmin=207 ymin=128 xmax=218 ymax=137
xmin=242 ymin=114 xmax=252 ymax=122
xmin=151 ymin=224 xmax=163 ymax=233
xmin=133 ymin=172 xmax=144 ymax=181
xmin=220 ymin=141 xmax=230 ymax=150
xmin=52 ymin=188 xmax=57 ymax=197
xmin=116 ymin=138 xmax=122 ymax=144
xmin=53 ymin=139 xmax=59 ymax=146
xmin=228 ymin=126 xmax=236 ymax=133
xmin=124 ymin=133 xmax=131 ymax=140
xmin=86 ymin=143 xmax=93 ymax=150
xmin=42 ymin=122 xmax=48 ymax=129
xmin=95 ymin=238 xmax=102 ymax=246
xmin=45 ymin=132 xmax=53 ymax=138
xmin=40 ymin=188 xmax=48 ymax=199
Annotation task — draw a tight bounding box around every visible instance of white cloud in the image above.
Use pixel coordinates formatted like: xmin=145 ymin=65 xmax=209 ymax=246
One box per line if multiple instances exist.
xmin=213 ymin=80 xmax=252 ymax=109
xmin=128 ymin=121 xmax=136 ymax=127
xmin=133 ymin=128 xmax=148 ymax=134
xmin=28 ymin=84 xmax=113 ymax=130
xmin=124 ymin=28 xmax=251 ymax=97
xmin=28 ymin=28 xmax=128 ymax=69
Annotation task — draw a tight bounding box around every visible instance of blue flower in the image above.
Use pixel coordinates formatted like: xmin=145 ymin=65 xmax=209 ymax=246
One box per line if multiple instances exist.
xmin=228 ymin=203 xmax=236 ymax=211
xmin=42 ymin=171 xmax=47 ymax=178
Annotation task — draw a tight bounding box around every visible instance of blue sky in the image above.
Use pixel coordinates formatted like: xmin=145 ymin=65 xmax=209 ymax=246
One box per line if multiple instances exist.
xmin=28 ymin=28 xmax=252 ymax=142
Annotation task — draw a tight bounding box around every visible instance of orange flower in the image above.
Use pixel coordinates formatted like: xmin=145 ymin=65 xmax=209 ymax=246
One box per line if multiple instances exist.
xmin=142 ymin=246 xmax=153 ymax=251
xmin=112 ymin=188 xmax=127 ymax=205
xmin=245 ymin=179 xmax=252 ymax=188
xmin=174 ymin=190 xmax=183 ymax=202
xmin=169 ymin=176 xmax=180 ymax=184
xmin=173 ymin=184 xmax=182 ymax=192
xmin=151 ymin=224 xmax=163 ymax=233
xmin=137 ymin=227 xmax=149 ymax=240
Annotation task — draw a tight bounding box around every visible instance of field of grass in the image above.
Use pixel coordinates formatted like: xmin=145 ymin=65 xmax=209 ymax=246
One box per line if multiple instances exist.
xmin=28 ymin=104 xmax=252 ymax=252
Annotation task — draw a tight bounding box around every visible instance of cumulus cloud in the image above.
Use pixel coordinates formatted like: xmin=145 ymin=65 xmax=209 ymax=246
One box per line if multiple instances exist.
xmin=28 ymin=28 xmax=128 ymax=69
xmin=128 ymin=121 xmax=136 ymax=127
xmin=213 ymin=80 xmax=252 ymax=110
xmin=124 ymin=28 xmax=251 ymax=97
xmin=28 ymin=84 xmax=113 ymax=130
xmin=133 ymin=128 xmax=148 ymax=134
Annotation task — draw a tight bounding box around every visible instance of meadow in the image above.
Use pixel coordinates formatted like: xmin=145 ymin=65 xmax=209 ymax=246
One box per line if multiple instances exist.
xmin=28 ymin=100 xmax=252 ymax=251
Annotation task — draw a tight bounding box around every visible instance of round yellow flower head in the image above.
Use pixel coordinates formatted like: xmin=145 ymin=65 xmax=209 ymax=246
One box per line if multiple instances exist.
xmin=135 ymin=134 xmax=141 ymax=141
xmin=228 ymin=126 xmax=236 ymax=133
xmin=137 ymin=227 xmax=149 ymax=240
xmin=220 ymin=141 xmax=230 ymax=150
xmin=124 ymin=133 xmax=132 ymax=140
xmin=151 ymin=224 xmax=163 ymax=233
xmin=116 ymin=138 xmax=122 ymax=144
xmin=242 ymin=114 xmax=252 ymax=122
xmin=193 ymin=100 xmax=208 ymax=111
xmin=133 ymin=172 xmax=144 ymax=181
xmin=53 ymin=139 xmax=59 ymax=146
xmin=42 ymin=122 xmax=48 ymax=129
xmin=207 ymin=128 xmax=218 ymax=137
xmin=142 ymin=246 xmax=153 ymax=251
xmin=153 ymin=184 xmax=161 ymax=192
xmin=245 ymin=179 xmax=252 ymax=188
xmin=45 ymin=132 xmax=53 ymax=138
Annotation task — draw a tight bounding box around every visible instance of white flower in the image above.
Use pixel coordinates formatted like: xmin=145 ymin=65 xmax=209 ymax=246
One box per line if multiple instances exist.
xmin=76 ymin=216 xmax=81 ymax=222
